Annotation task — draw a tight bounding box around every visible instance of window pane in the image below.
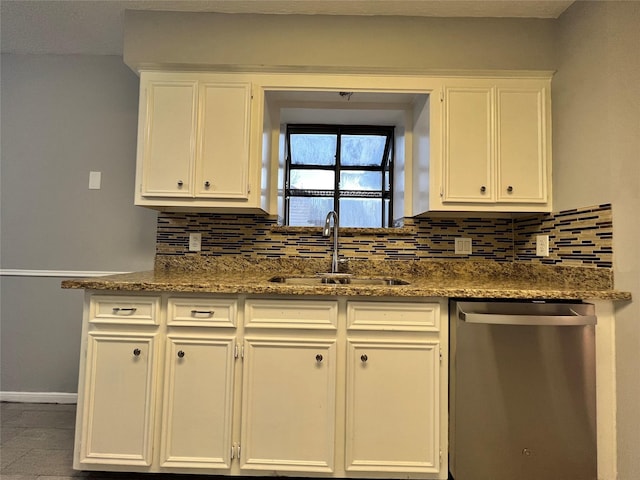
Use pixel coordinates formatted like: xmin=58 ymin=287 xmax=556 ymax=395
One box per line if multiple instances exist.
xmin=290 ymin=170 xmax=335 ymax=190
xmin=340 ymin=171 xmax=382 ymax=191
xmin=288 ymin=197 xmax=335 ymax=226
xmin=290 ymin=134 xmax=337 ymax=166
xmin=340 ymin=134 xmax=387 ymax=167
xmin=339 ymin=198 xmax=382 ymax=228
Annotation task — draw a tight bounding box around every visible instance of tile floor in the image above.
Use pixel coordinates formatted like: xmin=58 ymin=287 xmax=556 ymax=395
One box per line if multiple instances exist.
xmin=0 ymin=402 xmax=214 ymax=480
xmin=3 ymin=403 xmax=450 ymax=480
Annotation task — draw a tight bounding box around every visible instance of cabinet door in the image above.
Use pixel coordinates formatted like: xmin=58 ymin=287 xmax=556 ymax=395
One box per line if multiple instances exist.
xmin=195 ymin=82 xmax=251 ymax=199
xmin=140 ymin=79 xmax=197 ymax=197
xmin=160 ymin=336 xmax=236 ymax=469
xmin=240 ymin=338 xmax=336 ymax=473
xmin=345 ymin=340 xmax=440 ymax=474
xmin=496 ymin=86 xmax=548 ymax=203
xmin=78 ymin=332 xmax=158 ymax=466
xmin=442 ymin=86 xmax=494 ymax=203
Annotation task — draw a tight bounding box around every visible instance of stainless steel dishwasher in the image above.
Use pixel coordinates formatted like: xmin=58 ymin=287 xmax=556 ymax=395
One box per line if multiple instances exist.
xmin=449 ymin=299 xmax=597 ymax=480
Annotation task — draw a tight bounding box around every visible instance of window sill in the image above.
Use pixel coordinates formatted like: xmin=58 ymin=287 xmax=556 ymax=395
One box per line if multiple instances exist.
xmin=271 ymin=225 xmax=414 ymax=236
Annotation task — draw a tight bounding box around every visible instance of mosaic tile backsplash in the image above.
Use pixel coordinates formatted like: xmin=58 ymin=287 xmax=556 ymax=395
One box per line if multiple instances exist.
xmin=156 ymin=204 xmax=613 ymax=268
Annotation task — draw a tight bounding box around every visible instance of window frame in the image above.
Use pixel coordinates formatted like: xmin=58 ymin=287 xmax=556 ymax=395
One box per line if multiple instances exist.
xmin=284 ymin=124 xmax=394 ymax=228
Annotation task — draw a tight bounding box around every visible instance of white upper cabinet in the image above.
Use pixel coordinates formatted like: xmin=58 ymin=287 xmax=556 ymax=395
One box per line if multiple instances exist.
xmin=139 ymin=79 xmax=197 ymax=197
xmin=135 ymin=71 xmax=272 ymax=212
xmin=195 ymin=82 xmax=251 ymax=198
xmin=441 ymin=85 xmax=494 ymax=203
xmin=132 ymin=71 xmax=550 ymax=215
xmin=438 ymin=77 xmax=551 ymax=212
xmin=496 ymin=86 xmax=548 ymax=204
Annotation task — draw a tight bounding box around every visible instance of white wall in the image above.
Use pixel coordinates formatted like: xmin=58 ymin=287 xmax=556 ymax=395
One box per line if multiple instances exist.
xmin=0 ymin=54 xmax=157 ymax=394
xmin=554 ymin=2 xmax=640 ymax=478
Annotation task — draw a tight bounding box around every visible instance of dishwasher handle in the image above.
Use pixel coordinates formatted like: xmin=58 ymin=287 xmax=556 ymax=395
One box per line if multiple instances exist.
xmin=456 ymin=301 xmax=597 ymax=326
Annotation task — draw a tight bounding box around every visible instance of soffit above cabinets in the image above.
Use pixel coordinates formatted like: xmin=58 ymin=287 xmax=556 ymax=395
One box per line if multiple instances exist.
xmin=1 ymin=0 xmax=574 ymax=55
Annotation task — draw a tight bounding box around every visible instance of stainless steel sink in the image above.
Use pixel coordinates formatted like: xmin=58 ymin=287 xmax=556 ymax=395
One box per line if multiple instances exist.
xmin=268 ymin=275 xmax=409 ymax=286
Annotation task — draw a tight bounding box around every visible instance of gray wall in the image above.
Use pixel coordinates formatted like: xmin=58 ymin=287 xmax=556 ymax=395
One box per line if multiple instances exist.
xmin=0 ymin=54 xmax=157 ymax=393
xmin=1 ymin=10 xmax=638 ymax=478
xmin=553 ymin=2 xmax=640 ymax=478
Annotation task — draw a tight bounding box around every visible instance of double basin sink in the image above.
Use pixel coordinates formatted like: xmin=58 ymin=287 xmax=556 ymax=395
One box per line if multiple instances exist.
xmin=269 ymin=274 xmax=409 ymax=287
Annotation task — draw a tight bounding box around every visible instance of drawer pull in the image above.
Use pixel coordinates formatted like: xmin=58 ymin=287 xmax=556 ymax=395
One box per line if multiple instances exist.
xmin=361 ymin=354 xmax=368 ymax=363
xmin=480 ymin=185 xmax=486 ymax=193
xmin=177 ymin=350 xmax=185 ymax=359
xmin=316 ymin=354 xmax=323 ymax=363
xmin=133 ymin=348 xmax=141 ymax=357
xmin=191 ymin=309 xmax=214 ymax=317
xmin=113 ymin=307 xmax=137 ymax=315
xmin=507 ymin=185 xmax=514 ymax=193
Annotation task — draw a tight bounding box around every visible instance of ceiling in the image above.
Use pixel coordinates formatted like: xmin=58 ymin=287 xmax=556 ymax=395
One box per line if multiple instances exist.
xmin=1 ymin=0 xmax=574 ymax=56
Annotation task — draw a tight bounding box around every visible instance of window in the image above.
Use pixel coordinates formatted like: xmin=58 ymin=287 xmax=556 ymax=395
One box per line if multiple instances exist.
xmin=284 ymin=124 xmax=394 ymax=228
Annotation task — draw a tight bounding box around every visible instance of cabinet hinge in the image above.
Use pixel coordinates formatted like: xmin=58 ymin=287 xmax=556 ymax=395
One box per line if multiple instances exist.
xmin=440 ymin=89 xmax=444 ymax=102
xmin=440 ymin=185 xmax=444 ymax=198
xmin=247 ymin=183 xmax=251 ymax=195
xmin=440 ymin=449 xmax=443 ymax=466
xmin=439 ymin=347 xmax=443 ymax=362
xmin=238 ymin=443 xmax=241 ymax=460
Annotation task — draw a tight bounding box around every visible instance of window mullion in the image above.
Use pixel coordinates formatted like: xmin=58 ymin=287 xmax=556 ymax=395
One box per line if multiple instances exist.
xmin=285 ymin=128 xmax=292 ymax=225
xmin=335 ymin=128 xmax=341 ymax=216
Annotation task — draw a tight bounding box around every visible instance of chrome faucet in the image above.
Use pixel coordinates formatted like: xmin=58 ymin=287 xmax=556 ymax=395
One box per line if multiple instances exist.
xmin=323 ymin=211 xmax=340 ymax=274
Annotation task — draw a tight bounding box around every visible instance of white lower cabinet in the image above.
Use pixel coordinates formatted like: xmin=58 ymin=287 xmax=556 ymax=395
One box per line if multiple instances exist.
xmin=159 ymin=335 xmax=235 ymax=469
xmin=77 ymin=293 xmax=161 ymax=469
xmin=345 ymin=300 xmax=445 ymax=476
xmin=240 ymin=337 xmax=337 ymax=472
xmin=75 ymin=293 xmax=447 ymax=479
xmin=79 ymin=332 xmax=159 ymax=466
xmin=346 ymin=340 xmax=440 ymax=473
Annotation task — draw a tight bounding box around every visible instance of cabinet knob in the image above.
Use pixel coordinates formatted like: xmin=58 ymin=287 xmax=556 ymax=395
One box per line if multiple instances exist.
xmin=133 ymin=348 xmax=141 ymax=357
xmin=177 ymin=180 xmax=183 ymax=188
xmin=315 ymin=354 xmax=323 ymax=363
xmin=177 ymin=350 xmax=185 ymax=359
xmin=507 ymin=185 xmax=514 ymax=193
xmin=480 ymin=185 xmax=486 ymax=193
xmin=361 ymin=354 xmax=368 ymax=363
xmin=204 ymin=181 xmax=211 ymax=188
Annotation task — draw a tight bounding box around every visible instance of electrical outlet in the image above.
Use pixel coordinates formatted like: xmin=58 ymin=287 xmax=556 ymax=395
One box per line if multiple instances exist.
xmin=536 ymin=235 xmax=549 ymax=256
xmin=189 ymin=233 xmax=202 ymax=252
xmin=454 ymin=237 xmax=473 ymax=255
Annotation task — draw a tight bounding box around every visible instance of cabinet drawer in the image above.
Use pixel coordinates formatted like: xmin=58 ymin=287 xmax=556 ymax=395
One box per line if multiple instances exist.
xmin=90 ymin=296 xmax=159 ymax=326
xmin=167 ymin=298 xmax=237 ymax=327
xmin=347 ymin=301 xmax=439 ymax=332
xmin=245 ymin=299 xmax=338 ymax=330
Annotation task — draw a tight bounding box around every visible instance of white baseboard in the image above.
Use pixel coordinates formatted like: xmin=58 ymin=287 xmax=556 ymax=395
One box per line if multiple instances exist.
xmin=0 ymin=391 xmax=77 ymax=404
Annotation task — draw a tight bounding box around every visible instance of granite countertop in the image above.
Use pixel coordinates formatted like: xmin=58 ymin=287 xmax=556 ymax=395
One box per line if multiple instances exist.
xmin=61 ymin=257 xmax=632 ymax=301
